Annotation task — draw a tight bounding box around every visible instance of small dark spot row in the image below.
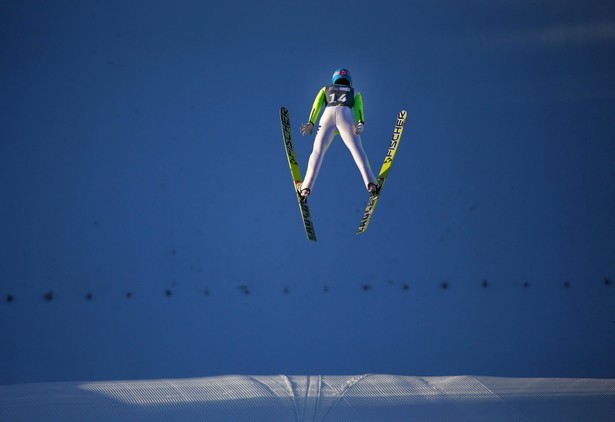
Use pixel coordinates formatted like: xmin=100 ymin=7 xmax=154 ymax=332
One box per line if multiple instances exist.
xmin=2 ymin=277 xmax=612 ymax=303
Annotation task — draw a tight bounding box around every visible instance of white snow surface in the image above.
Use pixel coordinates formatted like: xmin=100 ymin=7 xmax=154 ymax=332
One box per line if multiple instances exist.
xmin=1 ymin=374 xmax=614 ymax=421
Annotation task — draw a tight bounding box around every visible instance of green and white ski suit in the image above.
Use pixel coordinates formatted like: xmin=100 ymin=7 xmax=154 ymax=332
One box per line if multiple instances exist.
xmin=301 ymin=84 xmax=376 ymax=193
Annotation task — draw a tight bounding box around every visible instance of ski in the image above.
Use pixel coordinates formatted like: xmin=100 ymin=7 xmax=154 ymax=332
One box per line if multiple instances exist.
xmin=357 ymin=110 xmax=408 ymax=234
xmin=280 ymin=107 xmax=317 ymax=241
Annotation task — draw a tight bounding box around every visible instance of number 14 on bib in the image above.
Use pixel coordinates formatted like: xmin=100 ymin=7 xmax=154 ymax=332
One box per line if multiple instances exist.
xmin=357 ymin=110 xmax=408 ymax=234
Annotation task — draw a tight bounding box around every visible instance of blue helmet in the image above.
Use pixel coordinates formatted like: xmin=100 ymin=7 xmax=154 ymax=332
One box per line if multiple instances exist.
xmin=332 ymin=68 xmax=352 ymax=86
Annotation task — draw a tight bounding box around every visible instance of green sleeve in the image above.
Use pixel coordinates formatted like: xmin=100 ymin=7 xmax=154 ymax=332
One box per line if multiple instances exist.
xmin=308 ymin=87 xmax=326 ymax=124
xmin=353 ymin=91 xmax=364 ymax=123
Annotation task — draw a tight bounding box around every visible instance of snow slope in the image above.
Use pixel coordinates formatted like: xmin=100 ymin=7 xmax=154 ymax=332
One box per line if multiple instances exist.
xmin=1 ymin=374 xmax=614 ymax=421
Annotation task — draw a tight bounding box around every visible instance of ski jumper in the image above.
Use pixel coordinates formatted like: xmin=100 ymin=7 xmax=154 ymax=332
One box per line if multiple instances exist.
xmin=301 ymin=84 xmax=377 ymax=192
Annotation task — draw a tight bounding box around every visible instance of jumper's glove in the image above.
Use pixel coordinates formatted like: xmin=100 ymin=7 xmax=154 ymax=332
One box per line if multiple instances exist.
xmin=300 ymin=122 xmax=314 ymax=136
xmin=354 ymin=121 xmax=364 ymax=135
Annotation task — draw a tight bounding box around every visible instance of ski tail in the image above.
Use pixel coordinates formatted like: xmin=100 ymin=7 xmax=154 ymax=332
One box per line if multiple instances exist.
xmin=356 ymin=110 xmax=407 ymax=234
xmin=280 ymin=107 xmax=317 ymax=241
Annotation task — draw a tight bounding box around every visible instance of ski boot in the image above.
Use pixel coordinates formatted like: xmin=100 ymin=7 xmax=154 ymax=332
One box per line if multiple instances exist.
xmin=367 ymin=181 xmax=381 ymax=197
xmin=295 ymin=181 xmax=310 ymax=201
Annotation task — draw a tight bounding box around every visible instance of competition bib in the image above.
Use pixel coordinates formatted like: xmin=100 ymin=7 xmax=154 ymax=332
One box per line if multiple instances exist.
xmin=325 ymin=85 xmax=355 ymax=107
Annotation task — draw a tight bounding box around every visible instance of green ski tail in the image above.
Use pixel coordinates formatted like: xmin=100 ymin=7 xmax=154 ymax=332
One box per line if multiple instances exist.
xmin=357 ymin=110 xmax=407 ymax=234
xmin=280 ymin=107 xmax=317 ymax=241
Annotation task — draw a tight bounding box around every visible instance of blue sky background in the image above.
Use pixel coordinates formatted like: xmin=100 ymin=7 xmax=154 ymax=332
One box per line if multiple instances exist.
xmin=1 ymin=0 xmax=614 ymax=384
